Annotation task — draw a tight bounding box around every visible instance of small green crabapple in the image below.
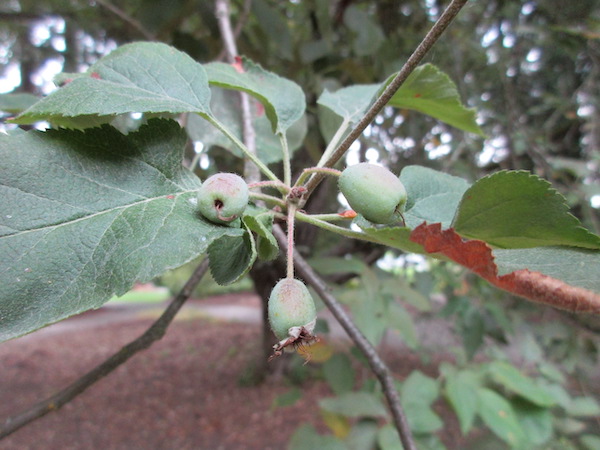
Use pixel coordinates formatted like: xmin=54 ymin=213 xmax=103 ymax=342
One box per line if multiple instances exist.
xmin=338 ymin=162 xmax=407 ymax=224
xmin=268 ymin=278 xmax=318 ymax=360
xmin=197 ymin=173 xmax=249 ymax=225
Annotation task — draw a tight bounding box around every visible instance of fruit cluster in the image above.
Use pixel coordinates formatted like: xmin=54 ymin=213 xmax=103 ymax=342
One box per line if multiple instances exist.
xmin=197 ymin=163 xmax=406 ymax=360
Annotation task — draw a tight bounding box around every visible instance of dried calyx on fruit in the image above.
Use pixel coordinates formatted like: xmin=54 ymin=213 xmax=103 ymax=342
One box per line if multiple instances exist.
xmin=197 ymin=173 xmax=249 ymax=225
xmin=338 ymin=162 xmax=407 ymax=224
xmin=268 ymin=278 xmax=318 ymax=361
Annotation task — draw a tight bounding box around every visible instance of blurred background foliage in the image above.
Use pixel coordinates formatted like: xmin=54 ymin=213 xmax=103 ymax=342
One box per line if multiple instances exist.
xmin=1 ymin=0 xmax=599 ymax=448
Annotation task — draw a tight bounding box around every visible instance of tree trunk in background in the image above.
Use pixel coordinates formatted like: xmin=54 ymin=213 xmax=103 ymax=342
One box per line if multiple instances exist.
xmin=63 ymin=22 xmax=81 ymax=74
xmin=17 ymin=40 xmax=37 ymax=94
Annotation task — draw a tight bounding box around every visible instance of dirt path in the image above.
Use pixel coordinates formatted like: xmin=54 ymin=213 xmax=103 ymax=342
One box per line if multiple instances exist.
xmin=1 ymin=294 xmax=338 ymax=449
xmin=4 ymin=293 xmax=585 ymax=449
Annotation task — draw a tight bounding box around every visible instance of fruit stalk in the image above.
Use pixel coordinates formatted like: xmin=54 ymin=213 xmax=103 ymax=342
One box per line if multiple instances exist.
xmin=280 ymin=134 xmax=292 ymax=187
xmin=286 ymin=203 xmax=297 ymax=279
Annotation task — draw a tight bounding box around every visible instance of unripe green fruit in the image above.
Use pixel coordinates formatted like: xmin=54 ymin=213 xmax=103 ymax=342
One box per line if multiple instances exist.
xmin=268 ymin=278 xmax=317 ymax=340
xmin=197 ymin=173 xmax=249 ymax=224
xmin=338 ymin=163 xmax=407 ymax=224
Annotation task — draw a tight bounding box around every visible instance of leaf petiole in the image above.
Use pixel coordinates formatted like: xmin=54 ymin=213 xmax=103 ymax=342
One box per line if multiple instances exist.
xmin=206 ymin=114 xmax=279 ymax=182
xmin=249 ymin=192 xmax=286 ymax=208
xmin=295 ymin=211 xmax=380 ymax=244
xmin=279 ymin=133 xmax=292 ymax=187
xmin=304 ymin=212 xmax=354 ymax=222
xmin=316 ymin=117 xmax=351 ymax=167
xmin=248 ymin=180 xmax=290 ymax=194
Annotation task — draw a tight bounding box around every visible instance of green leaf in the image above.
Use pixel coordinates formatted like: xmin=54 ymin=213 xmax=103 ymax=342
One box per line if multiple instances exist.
xmin=537 ymin=362 xmax=565 ymax=384
xmin=535 ymin=381 xmax=572 ymax=410
xmin=0 ymin=119 xmax=233 ymax=342
xmin=453 ymin=171 xmax=600 ymax=249
xmin=271 ymin=388 xmax=302 ymax=409
xmin=352 ymin=220 xmax=424 ymax=254
xmin=242 ymin=210 xmax=278 ymax=261
xmin=493 ymin=246 xmax=600 ymax=293
xmin=350 ymin=292 xmax=388 ymax=346
xmin=414 ymin=436 xmax=447 ymax=450
xmin=476 ymin=388 xmax=527 ymax=447
xmin=289 ymin=424 xmax=347 ymax=450
xmin=581 ymin=434 xmax=600 ymax=450
xmin=377 ymin=424 xmax=402 ymax=450
xmin=319 ymin=63 xmax=484 ymax=138
xmin=512 ymin=399 xmax=553 ymax=446
xmin=300 ymin=39 xmax=331 ymax=64
xmin=344 ymin=5 xmax=385 ymax=56
xmin=186 ymin=87 xmax=307 ymax=164
xmin=318 ymin=102 xmax=349 ymax=144
xmin=565 ymin=396 xmax=600 ymax=417
xmin=387 ymin=302 xmax=418 ymax=349
xmin=184 ymin=87 xmax=232 ymax=150
xmin=0 ymin=93 xmax=40 ymax=114
xmin=205 ymin=58 xmax=305 ymax=135
xmin=401 ymin=371 xmax=443 ymax=433
xmin=307 ymin=256 xmax=368 ymax=276
xmin=317 ymin=84 xmax=380 ymax=124
xmin=461 ymin=307 xmax=485 ymax=359
xmin=323 ymin=353 xmax=355 ymax=396
xmin=556 ymin=418 xmax=587 ymax=435
xmin=253 ymin=111 xmax=307 ymax=162
xmin=404 ymin=404 xmax=443 ymax=435
xmin=487 ymin=361 xmax=556 ymax=407
xmin=319 ymin=392 xmax=388 ymax=419
xmin=401 ymin=165 xmax=471 ymax=229
xmin=207 ymin=222 xmax=255 ymax=285
xmin=345 ymin=420 xmax=379 ymax=450
xmin=251 ymin=0 xmax=293 ymax=61
xmin=380 ymin=277 xmax=432 ymax=312
xmin=385 ymin=64 xmax=484 ymax=136
xmin=13 ymin=42 xmax=212 ymax=128
xmin=444 ymin=370 xmax=480 ymax=435
xmin=401 ymin=371 xmax=440 ymax=406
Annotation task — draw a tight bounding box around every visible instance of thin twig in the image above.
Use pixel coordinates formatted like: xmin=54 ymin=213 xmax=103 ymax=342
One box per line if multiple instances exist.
xmin=272 ymin=226 xmax=416 ymax=450
xmin=0 ymin=259 xmax=210 ymax=440
xmin=301 ymin=0 xmax=470 ymax=205
xmin=215 ymin=0 xmax=238 ymax=61
xmin=216 ymin=0 xmax=253 ymax=61
xmin=215 ymin=0 xmax=260 ymax=183
xmin=233 ymin=0 xmax=253 ymax=40
xmin=94 ymin=0 xmax=156 ymax=41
